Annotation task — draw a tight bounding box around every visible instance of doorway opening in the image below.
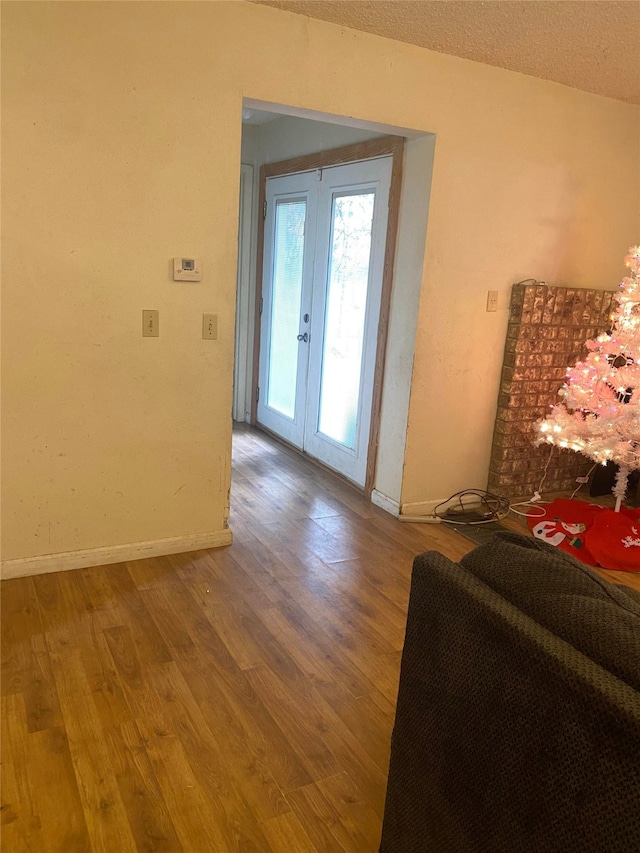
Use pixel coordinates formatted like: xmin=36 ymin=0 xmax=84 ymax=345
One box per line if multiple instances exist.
xmin=235 ymin=104 xmax=435 ymax=512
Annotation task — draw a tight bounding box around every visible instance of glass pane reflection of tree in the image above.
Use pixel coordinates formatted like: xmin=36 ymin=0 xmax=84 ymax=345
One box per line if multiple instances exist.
xmin=318 ymin=192 xmax=375 ymax=449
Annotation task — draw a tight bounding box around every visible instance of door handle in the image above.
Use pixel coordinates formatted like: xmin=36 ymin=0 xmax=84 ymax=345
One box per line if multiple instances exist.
xmin=296 ymin=332 xmax=309 ymax=342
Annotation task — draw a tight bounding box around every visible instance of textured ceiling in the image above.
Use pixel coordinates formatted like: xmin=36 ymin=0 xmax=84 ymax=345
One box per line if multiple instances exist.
xmin=252 ymin=1 xmax=640 ymax=105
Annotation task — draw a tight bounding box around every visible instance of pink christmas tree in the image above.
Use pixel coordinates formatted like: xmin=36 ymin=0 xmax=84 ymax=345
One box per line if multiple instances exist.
xmin=539 ymin=246 xmax=640 ymax=511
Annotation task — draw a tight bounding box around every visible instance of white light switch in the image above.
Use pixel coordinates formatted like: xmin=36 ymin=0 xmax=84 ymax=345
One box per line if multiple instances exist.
xmin=142 ymin=310 xmax=159 ymax=337
xmin=202 ymin=313 xmax=218 ymax=340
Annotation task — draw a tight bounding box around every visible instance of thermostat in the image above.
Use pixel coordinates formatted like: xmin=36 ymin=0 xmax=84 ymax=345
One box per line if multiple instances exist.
xmin=173 ymin=257 xmax=202 ymax=281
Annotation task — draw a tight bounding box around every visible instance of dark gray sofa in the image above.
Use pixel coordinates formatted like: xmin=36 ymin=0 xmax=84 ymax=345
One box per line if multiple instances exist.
xmin=380 ymin=532 xmax=640 ymax=852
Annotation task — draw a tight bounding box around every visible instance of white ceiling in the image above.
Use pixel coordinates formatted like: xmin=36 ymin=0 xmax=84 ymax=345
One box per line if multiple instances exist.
xmin=252 ymin=1 xmax=640 ymax=106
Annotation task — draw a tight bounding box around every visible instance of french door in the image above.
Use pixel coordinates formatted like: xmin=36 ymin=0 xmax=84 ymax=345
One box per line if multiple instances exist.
xmin=257 ymin=157 xmax=392 ymax=487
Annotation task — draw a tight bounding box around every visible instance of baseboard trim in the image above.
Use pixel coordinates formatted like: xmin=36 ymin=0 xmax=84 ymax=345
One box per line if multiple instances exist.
xmin=1 ymin=529 xmax=233 ymax=580
xmin=400 ymin=498 xmax=442 ymax=518
xmin=371 ymin=489 xmax=400 ymax=517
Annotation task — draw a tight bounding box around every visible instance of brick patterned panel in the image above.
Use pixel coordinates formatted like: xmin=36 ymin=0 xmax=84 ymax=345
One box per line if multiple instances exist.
xmin=487 ymin=283 xmax=616 ymax=500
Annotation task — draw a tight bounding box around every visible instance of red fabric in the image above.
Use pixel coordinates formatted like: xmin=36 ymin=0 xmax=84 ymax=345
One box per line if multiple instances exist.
xmin=527 ymin=499 xmax=599 ymax=565
xmin=587 ymin=509 xmax=640 ymax=572
xmin=526 ymin=499 xmax=640 ymax=571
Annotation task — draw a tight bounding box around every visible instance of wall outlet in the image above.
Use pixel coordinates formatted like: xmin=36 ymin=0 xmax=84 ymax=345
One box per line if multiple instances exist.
xmin=486 ymin=290 xmax=499 ymax=312
xmin=202 ymin=313 xmax=218 ymax=340
xmin=142 ymin=310 xmax=159 ymax=337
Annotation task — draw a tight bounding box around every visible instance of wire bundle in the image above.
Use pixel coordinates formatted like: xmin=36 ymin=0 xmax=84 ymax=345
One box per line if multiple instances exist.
xmin=434 ymin=489 xmax=511 ymax=525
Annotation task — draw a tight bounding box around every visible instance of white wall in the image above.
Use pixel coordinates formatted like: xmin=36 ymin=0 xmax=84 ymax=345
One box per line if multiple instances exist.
xmin=252 ymin=114 xmax=382 ymax=164
xmin=375 ymin=135 xmax=436 ymax=507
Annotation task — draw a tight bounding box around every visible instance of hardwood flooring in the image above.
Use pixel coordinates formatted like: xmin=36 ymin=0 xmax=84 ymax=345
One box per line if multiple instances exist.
xmin=2 ymin=426 xmax=637 ymax=851
xmin=0 ymin=427 xmax=473 ymax=852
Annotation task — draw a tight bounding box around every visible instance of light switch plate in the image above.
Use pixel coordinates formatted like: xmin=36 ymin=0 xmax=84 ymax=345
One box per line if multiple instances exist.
xmin=142 ymin=310 xmax=159 ymax=337
xmin=202 ymin=313 xmax=217 ymax=340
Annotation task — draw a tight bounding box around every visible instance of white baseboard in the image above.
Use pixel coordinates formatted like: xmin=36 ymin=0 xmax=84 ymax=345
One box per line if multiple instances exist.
xmin=399 ymin=498 xmax=443 ymax=518
xmin=371 ymin=489 xmax=400 ymax=517
xmin=1 ymin=529 xmax=233 ymax=580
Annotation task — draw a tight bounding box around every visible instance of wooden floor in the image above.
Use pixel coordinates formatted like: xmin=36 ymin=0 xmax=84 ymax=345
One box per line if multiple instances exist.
xmin=1 ymin=427 xmax=474 ymax=853
xmin=2 ymin=426 xmax=638 ymax=852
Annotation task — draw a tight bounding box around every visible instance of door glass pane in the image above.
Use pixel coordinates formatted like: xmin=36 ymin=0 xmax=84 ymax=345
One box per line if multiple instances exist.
xmin=267 ymin=199 xmax=306 ymax=418
xmin=318 ymin=191 xmax=375 ymax=449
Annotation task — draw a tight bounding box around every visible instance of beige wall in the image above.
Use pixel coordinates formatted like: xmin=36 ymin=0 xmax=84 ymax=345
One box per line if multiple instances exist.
xmin=2 ymin=1 xmax=638 ymax=570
